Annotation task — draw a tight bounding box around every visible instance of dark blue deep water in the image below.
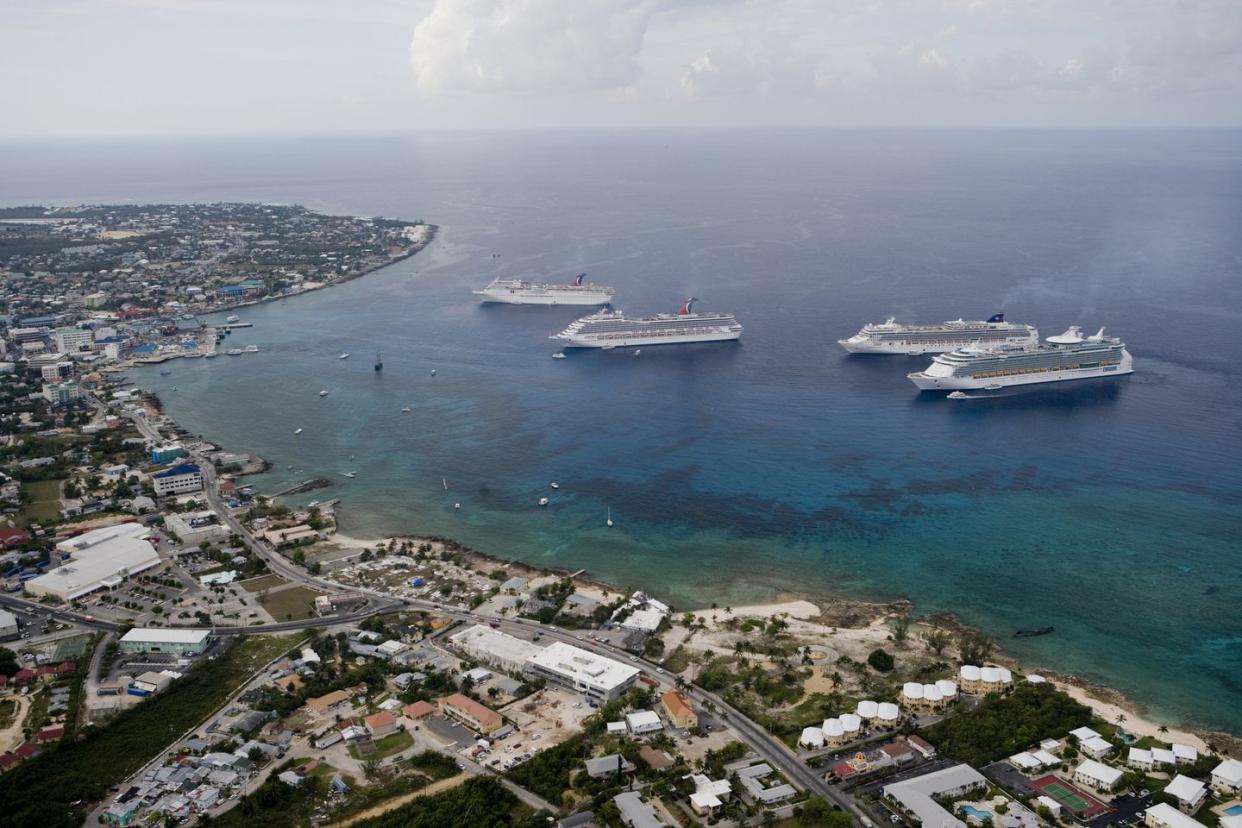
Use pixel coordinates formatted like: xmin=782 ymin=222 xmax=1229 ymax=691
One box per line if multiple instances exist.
xmin=3 ymin=129 xmax=1240 ymax=733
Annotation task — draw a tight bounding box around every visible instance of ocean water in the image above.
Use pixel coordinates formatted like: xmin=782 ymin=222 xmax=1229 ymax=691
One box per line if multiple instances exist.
xmin=3 ymin=129 xmax=1240 ymax=733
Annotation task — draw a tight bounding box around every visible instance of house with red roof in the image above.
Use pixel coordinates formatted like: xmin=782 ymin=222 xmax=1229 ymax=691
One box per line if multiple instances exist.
xmin=37 ymin=726 xmax=65 ymax=744
xmin=12 ymin=668 xmax=37 ymax=685
xmin=0 ymin=527 xmax=31 ymax=547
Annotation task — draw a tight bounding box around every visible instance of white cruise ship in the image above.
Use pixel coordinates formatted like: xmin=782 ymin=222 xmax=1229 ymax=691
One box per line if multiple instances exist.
xmin=473 ymin=273 xmax=614 ymax=306
xmin=839 ymin=314 xmax=1037 ymax=354
xmin=552 ymin=299 xmax=743 ymax=349
xmin=908 ymin=326 xmax=1132 ymax=391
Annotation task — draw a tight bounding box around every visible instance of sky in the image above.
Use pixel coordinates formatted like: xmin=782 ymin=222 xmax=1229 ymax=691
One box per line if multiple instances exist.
xmin=1 ymin=0 xmax=1240 ymax=137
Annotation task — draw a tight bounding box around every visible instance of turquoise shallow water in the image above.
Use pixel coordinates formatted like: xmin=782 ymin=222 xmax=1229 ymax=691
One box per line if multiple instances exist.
xmin=3 ymin=129 xmax=1240 ymax=733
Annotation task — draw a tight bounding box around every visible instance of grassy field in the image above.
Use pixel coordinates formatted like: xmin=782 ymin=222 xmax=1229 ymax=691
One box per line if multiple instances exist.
xmin=239 ymin=573 xmax=289 ymax=593
xmin=0 ymin=634 xmax=301 ymax=828
xmin=258 ymin=585 xmax=324 ymax=621
xmin=17 ymin=478 xmax=64 ymax=526
xmin=349 ymin=730 xmax=414 ymax=761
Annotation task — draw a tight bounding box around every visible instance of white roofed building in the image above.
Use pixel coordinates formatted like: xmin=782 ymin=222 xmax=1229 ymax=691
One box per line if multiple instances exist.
xmin=1153 ymin=747 xmax=1178 ymax=767
xmin=799 ymin=727 xmax=825 ymax=749
xmin=822 ymin=718 xmax=847 ymax=746
xmin=688 ymin=774 xmax=732 ymax=815
xmin=526 ymin=642 xmax=640 ymax=703
xmin=857 ymin=700 xmax=879 ymax=720
xmin=959 ymin=664 xmax=983 ymax=693
xmin=448 ymin=624 xmax=542 ymax=673
xmin=1145 ymin=803 xmax=1208 ymax=828
xmin=1211 ymin=758 xmax=1242 ymax=794
xmin=27 ymin=522 xmax=159 ymax=600
xmin=840 ymin=713 xmax=862 ymax=736
xmin=1172 ymin=744 xmax=1198 ymax=765
xmin=877 ymin=702 xmax=900 ymax=725
xmin=626 ymin=710 xmax=662 ymax=735
xmin=1074 ymin=759 xmax=1124 ymax=791
xmin=119 ymin=628 xmax=211 ymax=655
xmin=1163 ymin=775 xmax=1207 ymax=814
xmin=1129 ymin=748 xmax=1156 ymax=771
xmin=883 ymin=764 xmax=987 ymax=828
xmin=1081 ymin=735 xmax=1115 ymax=759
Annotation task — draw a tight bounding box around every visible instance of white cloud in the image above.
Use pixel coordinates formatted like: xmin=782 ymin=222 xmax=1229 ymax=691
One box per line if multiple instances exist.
xmin=410 ymin=0 xmax=666 ymax=95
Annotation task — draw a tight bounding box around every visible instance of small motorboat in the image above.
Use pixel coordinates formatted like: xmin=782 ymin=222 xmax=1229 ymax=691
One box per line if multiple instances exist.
xmin=606 ymin=507 xmax=613 ymax=528
xmin=343 ymin=471 xmax=357 ymax=479
xmin=947 ymin=391 xmax=969 ymax=400
xmin=226 ymin=314 xmax=240 ymax=323
xmin=454 ymin=502 xmax=461 ymax=510
xmin=538 ymin=497 xmax=549 ymax=507
xmin=1014 ymin=626 xmax=1055 ymax=638
xmin=204 ymin=352 xmax=218 ymax=359
xmin=401 ymin=406 xmax=412 ymax=413
xmin=319 ymin=390 xmax=329 ymax=397
xmin=286 ymin=464 xmax=293 ymax=470
xmin=633 ymin=349 xmax=641 ymax=357
xmin=430 ymin=369 xmax=437 ymax=376
xmin=984 ymin=383 xmax=1003 ymax=391
xmin=550 ymin=482 xmax=559 ymax=489
xmin=159 ymin=368 xmax=172 ymax=376
xmin=293 ymin=428 xmax=303 ymax=435
xmin=552 ymin=352 xmax=567 ymax=359
xmin=601 ymin=344 xmax=617 ymax=351
xmin=338 ymin=353 xmax=351 ymax=360
xmin=244 ymin=345 xmax=259 ymax=353
xmin=227 ymin=348 xmax=243 ymax=356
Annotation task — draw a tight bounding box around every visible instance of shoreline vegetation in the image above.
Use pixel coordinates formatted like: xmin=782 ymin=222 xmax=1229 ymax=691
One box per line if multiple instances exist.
xmin=315 ymin=528 xmax=1240 ymax=755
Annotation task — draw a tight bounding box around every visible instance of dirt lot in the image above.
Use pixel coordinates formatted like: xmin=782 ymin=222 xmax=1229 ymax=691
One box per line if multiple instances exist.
xmin=499 ymin=687 xmax=593 ymax=758
xmin=258 ymin=585 xmax=324 ymax=621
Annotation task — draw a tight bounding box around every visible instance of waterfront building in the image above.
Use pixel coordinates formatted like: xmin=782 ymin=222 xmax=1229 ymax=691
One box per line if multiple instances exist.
xmin=163 ymin=510 xmax=227 ymax=546
xmin=152 ymin=464 xmax=203 ymax=497
xmin=821 ymin=718 xmax=846 ymax=746
xmin=42 ymin=380 xmax=82 ymax=406
xmin=959 ymin=665 xmax=983 ymax=693
xmin=150 ymin=443 xmax=186 ymax=463
xmin=119 ymin=628 xmax=211 ymax=656
xmin=525 ymin=641 xmax=639 ymax=703
xmin=1081 ymin=735 xmax=1115 ymax=759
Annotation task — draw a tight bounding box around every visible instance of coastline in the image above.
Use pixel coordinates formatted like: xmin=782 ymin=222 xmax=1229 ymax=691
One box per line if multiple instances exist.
xmin=318 ymin=525 xmax=1239 ymax=754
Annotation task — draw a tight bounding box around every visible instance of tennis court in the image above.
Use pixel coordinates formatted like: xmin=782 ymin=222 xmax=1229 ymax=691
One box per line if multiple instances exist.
xmin=1031 ymin=775 xmax=1108 ymax=818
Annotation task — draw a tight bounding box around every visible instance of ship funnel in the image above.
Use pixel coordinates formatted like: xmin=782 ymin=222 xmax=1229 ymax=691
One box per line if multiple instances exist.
xmin=1088 ymin=326 xmax=1106 ymax=342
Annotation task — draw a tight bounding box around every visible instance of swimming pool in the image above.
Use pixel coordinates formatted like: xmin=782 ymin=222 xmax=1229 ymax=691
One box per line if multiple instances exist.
xmin=1224 ymin=805 xmax=1242 ymax=816
xmin=962 ymin=805 xmax=993 ymax=821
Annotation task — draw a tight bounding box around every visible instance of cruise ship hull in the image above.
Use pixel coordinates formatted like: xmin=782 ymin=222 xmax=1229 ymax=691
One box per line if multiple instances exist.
xmin=557 ymin=329 xmax=742 ymax=349
xmin=473 ymin=288 xmax=613 ymax=306
xmin=840 ymin=334 xmax=1036 ymax=355
xmin=909 ymin=352 xmax=1133 ymax=390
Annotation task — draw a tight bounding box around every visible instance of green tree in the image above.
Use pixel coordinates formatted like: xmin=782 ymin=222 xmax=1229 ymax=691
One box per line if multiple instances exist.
xmin=867 ymin=648 xmax=895 ymax=672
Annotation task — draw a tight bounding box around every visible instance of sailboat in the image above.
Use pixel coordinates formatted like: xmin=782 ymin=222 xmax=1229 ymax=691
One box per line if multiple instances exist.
xmin=606 ymin=507 xmax=613 ymax=528
xmin=374 ymin=351 xmax=383 ymax=372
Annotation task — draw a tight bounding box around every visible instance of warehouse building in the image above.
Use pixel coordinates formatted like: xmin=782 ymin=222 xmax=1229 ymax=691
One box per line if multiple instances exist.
xmin=119 ymin=628 xmax=212 ymax=656
xmin=25 ymin=523 xmax=160 ymax=601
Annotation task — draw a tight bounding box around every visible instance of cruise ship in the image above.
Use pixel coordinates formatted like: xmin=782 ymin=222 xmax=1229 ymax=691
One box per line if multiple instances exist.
xmin=839 ymin=314 xmax=1038 ymax=354
xmin=473 ymin=273 xmax=614 ymax=306
xmin=552 ymin=299 xmax=743 ymax=349
xmin=908 ymin=326 xmax=1132 ymax=391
